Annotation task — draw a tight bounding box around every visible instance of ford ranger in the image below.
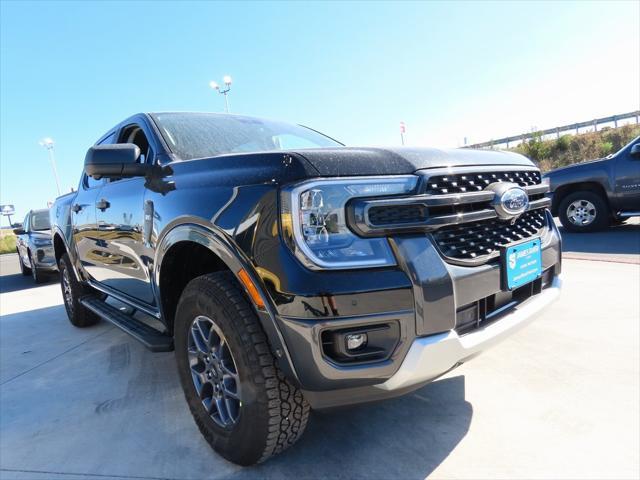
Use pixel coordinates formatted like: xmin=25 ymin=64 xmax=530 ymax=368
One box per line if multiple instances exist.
xmin=50 ymin=112 xmax=562 ymax=465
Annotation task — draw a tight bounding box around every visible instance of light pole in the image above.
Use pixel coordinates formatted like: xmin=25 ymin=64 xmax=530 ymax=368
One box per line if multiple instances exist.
xmin=209 ymin=75 xmax=232 ymax=113
xmin=39 ymin=137 xmax=62 ymax=196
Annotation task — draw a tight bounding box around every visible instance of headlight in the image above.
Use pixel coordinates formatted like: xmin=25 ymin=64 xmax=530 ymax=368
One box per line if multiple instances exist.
xmin=281 ymin=176 xmax=418 ymax=269
xmin=33 ymin=237 xmax=51 ymax=247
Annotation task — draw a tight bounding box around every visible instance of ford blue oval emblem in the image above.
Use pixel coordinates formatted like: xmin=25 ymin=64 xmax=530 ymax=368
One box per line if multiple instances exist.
xmin=501 ymin=188 xmax=529 ymax=214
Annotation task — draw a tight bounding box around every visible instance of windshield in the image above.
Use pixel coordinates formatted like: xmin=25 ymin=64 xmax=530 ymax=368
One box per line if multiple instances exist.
xmin=152 ymin=113 xmax=342 ymax=160
xmin=30 ymin=210 xmax=50 ymax=231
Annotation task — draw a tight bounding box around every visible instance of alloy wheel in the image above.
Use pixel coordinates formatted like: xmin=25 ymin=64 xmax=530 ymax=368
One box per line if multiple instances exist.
xmin=566 ymin=199 xmax=596 ymax=226
xmin=61 ymin=267 xmax=74 ymax=313
xmin=188 ymin=315 xmax=242 ymax=429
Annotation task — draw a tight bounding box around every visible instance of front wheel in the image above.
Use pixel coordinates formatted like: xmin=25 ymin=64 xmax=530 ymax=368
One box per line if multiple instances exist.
xmin=30 ymin=252 xmax=46 ymax=284
xmin=18 ymin=250 xmax=31 ymax=276
xmin=174 ymin=271 xmax=310 ymax=466
xmin=558 ymin=191 xmax=609 ymax=233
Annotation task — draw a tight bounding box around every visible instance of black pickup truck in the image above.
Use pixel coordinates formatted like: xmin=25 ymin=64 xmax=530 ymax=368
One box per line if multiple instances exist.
xmin=51 ymin=112 xmax=562 ymax=465
xmin=544 ymin=136 xmax=640 ymax=232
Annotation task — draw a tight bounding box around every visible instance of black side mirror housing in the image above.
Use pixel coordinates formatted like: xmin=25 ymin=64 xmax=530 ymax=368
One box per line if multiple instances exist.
xmin=13 ymin=227 xmax=25 ymax=235
xmin=84 ymin=143 xmax=150 ymax=179
xmin=630 ymin=143 xmax=640 ymax=158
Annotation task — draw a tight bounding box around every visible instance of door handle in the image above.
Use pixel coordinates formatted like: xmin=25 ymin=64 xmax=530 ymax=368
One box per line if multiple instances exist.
xmin=71 ymin=204 xmax=82 ymax=213
xmin=96 ymin=199 xmax=110 ymax=211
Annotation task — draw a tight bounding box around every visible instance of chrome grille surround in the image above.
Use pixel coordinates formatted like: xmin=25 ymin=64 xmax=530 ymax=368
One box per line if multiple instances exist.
xmin=346 ymin=166 xmax=551 ymax=265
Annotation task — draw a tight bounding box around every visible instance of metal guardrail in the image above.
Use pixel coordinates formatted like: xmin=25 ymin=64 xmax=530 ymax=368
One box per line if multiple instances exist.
xmin=466 ymin=110 xmax=640 ymax=149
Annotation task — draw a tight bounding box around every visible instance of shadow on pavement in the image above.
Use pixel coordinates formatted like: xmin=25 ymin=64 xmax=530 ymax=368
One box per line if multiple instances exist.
xmin=232 ymin=376 xmax=472 ymax=480
xmin=560 ymin=223 xmax=640 ymax=256
xmin=0 ymin=272 xmax=57 ymax=294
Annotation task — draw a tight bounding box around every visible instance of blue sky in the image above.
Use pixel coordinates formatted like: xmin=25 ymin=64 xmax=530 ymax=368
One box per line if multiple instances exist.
xmin=1 ymin=0 xmax=638 ymax=225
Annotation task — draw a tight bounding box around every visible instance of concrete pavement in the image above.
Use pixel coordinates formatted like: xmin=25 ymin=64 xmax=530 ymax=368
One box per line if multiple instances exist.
xmin=0 ymin=236 xmax=638 ymax=479
xmin=557 ymin=217 xmax=640 ymax=264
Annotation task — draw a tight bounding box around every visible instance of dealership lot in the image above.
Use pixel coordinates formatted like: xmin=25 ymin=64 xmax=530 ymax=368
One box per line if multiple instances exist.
xmin=0 ymin=224 xmax=638 ymax=480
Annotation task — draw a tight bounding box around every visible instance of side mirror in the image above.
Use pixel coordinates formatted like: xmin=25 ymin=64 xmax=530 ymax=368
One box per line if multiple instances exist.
xmin=13 ymin=227 xmax=25 ymax=235
xmin=630 ymin=143 xmax=640 ymax=158
xmin=84 ymin=143 xmax=150 ymax=179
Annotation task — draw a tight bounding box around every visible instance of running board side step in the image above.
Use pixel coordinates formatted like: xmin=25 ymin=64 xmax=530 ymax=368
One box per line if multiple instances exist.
xmin=618 ymin=211 xmax=640 ymax=218
xmin=80 ymin=295 xmax=173 ymax=352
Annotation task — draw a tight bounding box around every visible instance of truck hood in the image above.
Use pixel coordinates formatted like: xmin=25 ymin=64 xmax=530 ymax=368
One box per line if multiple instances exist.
xmin=292 ymin=146 xmax=535 ymax=176
xmin=544 ymin=156 xmax=609 ymax=177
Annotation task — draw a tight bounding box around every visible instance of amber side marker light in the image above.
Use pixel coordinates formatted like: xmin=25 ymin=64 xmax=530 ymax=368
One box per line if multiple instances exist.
xmin=237 ymin=269 xmax=266 ymax=309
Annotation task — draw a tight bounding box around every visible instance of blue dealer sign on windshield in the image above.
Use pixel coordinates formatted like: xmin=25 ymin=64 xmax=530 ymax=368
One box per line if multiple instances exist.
xmin=503 ymin=238 xmax=542 ymax=290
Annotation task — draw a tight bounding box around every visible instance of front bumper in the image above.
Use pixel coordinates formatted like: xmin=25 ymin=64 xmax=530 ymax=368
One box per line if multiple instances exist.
xmin=376 ymin=275 xmax=562 ymax=391
xmin=267 ymin=211 xmax=562 ymax=407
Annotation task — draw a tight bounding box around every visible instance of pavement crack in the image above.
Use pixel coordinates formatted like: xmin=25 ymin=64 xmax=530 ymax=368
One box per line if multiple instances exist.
xmin=0 ymin=468 xmax=179 ymax=480
xmin=0 ymin=327 xmax=115 ymax=386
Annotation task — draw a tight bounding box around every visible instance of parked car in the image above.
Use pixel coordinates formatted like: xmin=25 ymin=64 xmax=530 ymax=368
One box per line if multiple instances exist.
xmin=544 ymin=136 xmax=640 ymax=232
xmin=14 ymin=208 xmax=57 ymax=283
xmin=50 ymin=112 xmax=562 ymax=465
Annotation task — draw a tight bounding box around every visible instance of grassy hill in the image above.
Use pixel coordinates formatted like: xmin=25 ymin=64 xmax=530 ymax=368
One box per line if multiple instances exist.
xmin=0 ymin=229 xmax=16 ymax=255
xmin=508 ymin=123 xmax=640 ymax=172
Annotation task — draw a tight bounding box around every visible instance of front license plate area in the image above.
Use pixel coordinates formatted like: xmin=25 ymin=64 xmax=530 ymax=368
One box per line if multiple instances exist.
xmin=501 ymin=237 xmax=542 ymax=290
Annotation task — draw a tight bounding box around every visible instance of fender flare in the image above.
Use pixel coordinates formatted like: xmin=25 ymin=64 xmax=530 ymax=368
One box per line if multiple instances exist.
xmin=51 ymin=226 xmax=82 ymax=279
xmin=153 ymin=220 xmax=301 ymax=385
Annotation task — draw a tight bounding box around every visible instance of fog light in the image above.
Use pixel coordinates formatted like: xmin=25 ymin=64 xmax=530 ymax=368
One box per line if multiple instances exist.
xmin=345 ymin=333 xmax=367 ymax=351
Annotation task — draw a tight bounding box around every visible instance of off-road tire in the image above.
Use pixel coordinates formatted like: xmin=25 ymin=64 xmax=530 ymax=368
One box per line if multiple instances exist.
xmin=18 ymin=250 xmax=31 ymax=276
xmin=59 ymin=253 xmax=101 ymax=327
xmin=174 ymin=271 xmax=310 ymax=466
xmin=558 ymin=190 xmax=609 ymax=233
xmin=30 ymin=252 xmax=46 ymax=284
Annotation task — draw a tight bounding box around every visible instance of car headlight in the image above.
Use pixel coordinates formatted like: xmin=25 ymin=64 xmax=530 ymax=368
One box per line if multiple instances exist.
xmin=280 ymin=176 xmax=418 ymax=269
xmin=33 ymin=237 xmax=51 ymax=247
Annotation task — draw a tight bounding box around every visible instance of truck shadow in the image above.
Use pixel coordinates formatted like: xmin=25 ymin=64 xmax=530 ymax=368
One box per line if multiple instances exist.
xmin=0 ymin=271 xmax=57 ymax=294
xmin=560 ymin=222 xmax=640 ymax=256
xmin=231 ymin=375 xmax=471 ymax=480
xmin=0 ymin=300 xmax=470 ymax=479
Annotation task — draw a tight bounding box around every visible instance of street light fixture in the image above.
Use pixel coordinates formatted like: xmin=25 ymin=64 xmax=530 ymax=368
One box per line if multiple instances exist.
xmin=209 ymin=75 xmax=233 ymax=113
xmin=39 ymin=137 xmax=62 ymax=196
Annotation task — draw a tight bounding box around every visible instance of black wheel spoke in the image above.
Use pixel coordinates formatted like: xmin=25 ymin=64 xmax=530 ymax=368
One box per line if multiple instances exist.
xmin=191 ymin=324 xmax=208 ymax=354
xmin=220 ymin=362 xmax=238 ymax=379
xmin=224 ymin=396 xmax=240 ymax=422
xmin=213 ymin=336 xmax=225 ymax=359
xmin=221 ymin=377 xmax=240 ymax=400
xmin=215 ymin=398 xmax=229 ymax=424
xmin=203 ymin=396 xmax=214 ymax=413
xmin=191 ymin=371 xmax=205 ymax=396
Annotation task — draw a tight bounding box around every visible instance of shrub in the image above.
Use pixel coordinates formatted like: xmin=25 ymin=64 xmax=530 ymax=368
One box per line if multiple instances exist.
xmin=0 ymin=232 xmax=17 ymax=255
xmin=510 ymin=124 xmax=640 ymax=171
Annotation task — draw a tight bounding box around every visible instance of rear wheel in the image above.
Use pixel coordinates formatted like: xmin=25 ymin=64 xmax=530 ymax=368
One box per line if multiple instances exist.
xmin=174 ymin=271 xmax=310 ymax=466
xmin=59 ymin=253 xmax=101 ymax=327
xmin=558 ymin=191 xmax=609 ymax=233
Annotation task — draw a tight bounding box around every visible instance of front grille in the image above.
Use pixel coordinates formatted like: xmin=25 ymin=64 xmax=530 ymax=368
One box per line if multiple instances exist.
xmin=368 ymin=204 xmax=427 ymax=225
xmin=424 ymin=170 xmax=541 ymax=195
xmin=432 ymin=209 xmax=546 ymax=260
xmin=348 ymin=167 xmax=550 ymax=265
